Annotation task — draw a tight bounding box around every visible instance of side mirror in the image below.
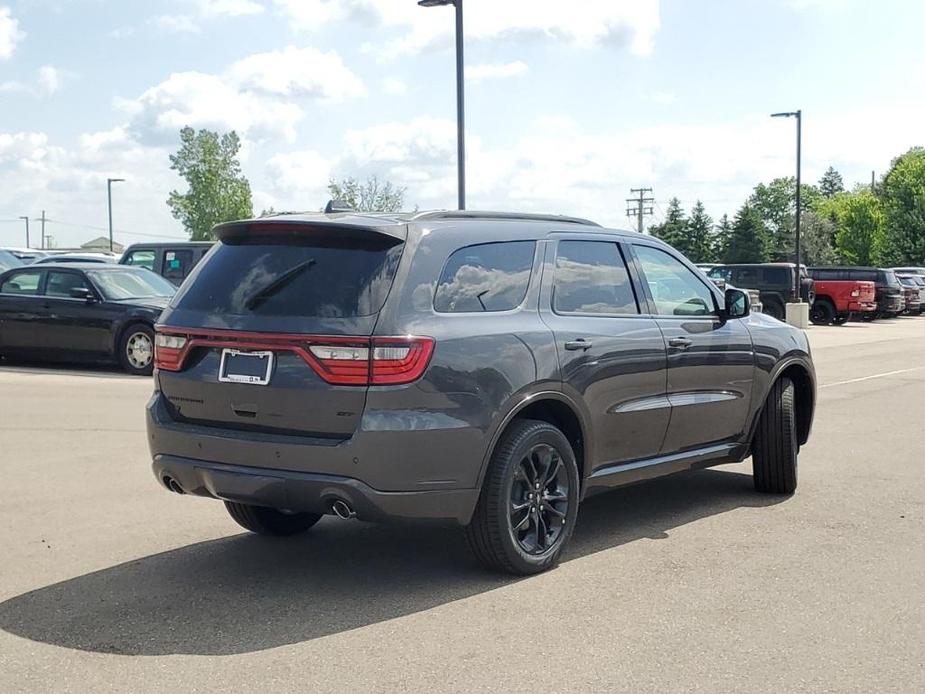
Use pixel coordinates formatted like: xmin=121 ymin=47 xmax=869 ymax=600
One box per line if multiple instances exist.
xmin=723 ymin=288 xmax=750 ymax=319
xmin=69 ymin=287 xmax=95 ymax=303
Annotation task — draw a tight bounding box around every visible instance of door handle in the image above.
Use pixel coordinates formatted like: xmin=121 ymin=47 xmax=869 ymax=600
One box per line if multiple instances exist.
xmin=564 ymin=339 xmax=593 ymax=351
xmin=668 ymin=337 xmax=693 ymax=349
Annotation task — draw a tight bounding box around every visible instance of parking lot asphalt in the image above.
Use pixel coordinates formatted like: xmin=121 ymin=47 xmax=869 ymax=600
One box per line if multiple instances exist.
xmin=1 ymin=318 xmax=924 ymax=694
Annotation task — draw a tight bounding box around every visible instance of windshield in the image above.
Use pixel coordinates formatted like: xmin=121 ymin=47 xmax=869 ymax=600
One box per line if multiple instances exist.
xmin=88 ymin=268 xmax=176 ymax=300
xmin=880 ymin=270 xmax=902 ymax=288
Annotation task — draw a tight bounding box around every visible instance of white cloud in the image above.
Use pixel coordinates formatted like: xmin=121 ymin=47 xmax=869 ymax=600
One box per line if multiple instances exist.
xmin=0 ymin=65 xmax=64 ymax=97
xmin=330 ymin=105 xmax=925 ymax=227
xmin=0 ymin=129 xmax=185 ymax=248
xmin=228 ymin=46 xmax=367 ymax=101
xmin=123 ymin=71 xmax=304 ymax=144
xmin=152 ymin=15 xmax=201 ymax=34
xmin=466 ymin=61 xmax=528 ymax=83
xmin=0 ymin=6 xmax=25 ymax=60
xmin=121 ymin=46 xmax=365 ymax=143
xmin=194 ymin=0 xmax=264 ymax=17
xmin=382 ymin=77 xmax=408 ymax=95
xmin=274 ymin=0 xmax=660 ymax=57
xmin=262 ymin=150 xmax=333 ymax=210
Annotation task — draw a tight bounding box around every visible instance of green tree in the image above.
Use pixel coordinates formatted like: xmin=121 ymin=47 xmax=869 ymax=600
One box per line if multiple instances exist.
xmin=648 ymin=198 xmax=688 ymax=251
xmin=748 ymin=177 xmax=821 ymax=260
xmin=818 ymin=191 xmax=885 ymax=266
xmin=800 ymin=210 xmax=838 ymax=266
xmin=879 ymin=147 xmax=925 ymax=264
xmin=818 ymin=166 xmax=845 ymax=198
xmin=713 ymin=214 xmax=733 ymax=262
xmin=327 ymin=175 xmax=405 ymax=212
xmin=685 ymin=200 xmax=714 ymax=263
xmin=724 ymin=204 xmax=769 ymax=263
xmin=167 ymin=127 xmax=253 ymax=240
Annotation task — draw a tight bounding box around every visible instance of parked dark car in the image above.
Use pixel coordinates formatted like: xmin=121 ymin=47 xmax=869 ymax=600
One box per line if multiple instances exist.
xmin=148 ymin=210 xmax=816 ymax=575
xmin=807 ymin=267 xmax=904 ymax=318
xmin=898 ymin=274 xmax=925 ymax=314
xmin=0 ymin=263 xmax=176 ymax=375
xmin=120 ymin=242 xmax=213 ymax=286
xmin=706 ymin=263 xmax=814 ymax=320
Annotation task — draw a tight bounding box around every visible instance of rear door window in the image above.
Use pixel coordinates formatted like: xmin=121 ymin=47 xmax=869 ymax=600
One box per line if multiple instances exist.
xmin=553 ymin=241 xmax=638 ymax=315
xmin=434 ymin=241 xmax=535 ymax=312
xmin=733 ymin=267 xmax=759 ymax=287
xmin=123 ymin=250 xmax=156 ymax=271
xmin=163 ymin=250 xmax=194 ymax=284
xmin=0 ymin=270 xmax=42 ymax=295
xmin=173 ymin=234 xmax=403 ymax=318
xmin=764 ymin=267 xmax=789 ymax=285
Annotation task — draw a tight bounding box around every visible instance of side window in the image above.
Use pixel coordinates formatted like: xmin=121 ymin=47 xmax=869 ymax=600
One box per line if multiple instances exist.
xmin=434 ymin=241 xmax=535 ymax=313
xmin=163 ymin=250 xmax=194 ymax=283
xmin=764 ymin=267 xmax=789 ymax=285
xmin=635 ymin=245 xmax=716 ymax=317
xmin=553 ymin=241 xmax=638 ymax=315
xmin=707 ymin=267 xmax=732 ymax=282
xmin=735 ymin=267 xmax=759 ymax=287
xmin=0 ymin=270 xmax=42 ymax=295
xmin=123 ymin=250 xmax=155 ymax=271
xmin=46 ymin=271 xmax=91 ymax=298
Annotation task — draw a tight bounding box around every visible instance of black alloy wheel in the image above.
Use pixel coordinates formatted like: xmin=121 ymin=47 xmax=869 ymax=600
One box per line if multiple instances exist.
xmin=509 ymin=443 xmax=570 ymax=555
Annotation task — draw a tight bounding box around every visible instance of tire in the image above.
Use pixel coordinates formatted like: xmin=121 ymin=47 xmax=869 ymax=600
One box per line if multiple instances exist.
xmin=224 ymin=501 xmax=322 ymax=536
xmin=466 ymin=419 xmax=580 ymax=575
xmin=119 ymin=323 xmax=155 ymax=376
xmin=764 ymin=300 xmax=785 ymax=321
xmin=752 ymin=376 xmax=798 ymax=494
xmin=809 ymin=300 xmax=835 ymax=325
xmin=832 ymin=313 xmax=850 ymax=325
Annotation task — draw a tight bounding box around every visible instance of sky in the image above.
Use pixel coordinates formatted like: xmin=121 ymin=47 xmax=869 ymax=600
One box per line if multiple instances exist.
xmin=1 ymin=0 xmax=924 ymax=249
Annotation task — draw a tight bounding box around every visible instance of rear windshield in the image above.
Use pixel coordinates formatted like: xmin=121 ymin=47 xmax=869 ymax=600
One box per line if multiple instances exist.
xmin=172 ymin=234 xmax=403 ymax=318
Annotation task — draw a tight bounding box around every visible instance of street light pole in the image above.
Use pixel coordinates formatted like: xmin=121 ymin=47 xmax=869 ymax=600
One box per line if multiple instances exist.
xmin=107 ymin=178 xmax=125 ymax=252
xmin=418 ymin=0 xmax=466 ymax=210
xmin=18 ymin=216 xmax=30 ymax=248
xmin=771 ymin=110 xmax=802 ymax=301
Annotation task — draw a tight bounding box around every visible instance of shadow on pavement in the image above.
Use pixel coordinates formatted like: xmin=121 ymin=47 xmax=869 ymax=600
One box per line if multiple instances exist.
xmin=0 ymin=468 xmax=784 ymax=656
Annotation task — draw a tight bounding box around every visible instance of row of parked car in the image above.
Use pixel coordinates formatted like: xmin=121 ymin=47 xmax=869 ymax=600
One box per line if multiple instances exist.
xmin=0 ymin=242 xmax=212 ymax=375
xmin=696 ymin=262 xmax=925 ymax=325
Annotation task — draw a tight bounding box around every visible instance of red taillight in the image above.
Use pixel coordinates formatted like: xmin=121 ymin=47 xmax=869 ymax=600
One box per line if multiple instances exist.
xmin=154 ymin=333 xmax=187 ymax=371
xmin=307 ymin=337 xmax=435 ymax=385
xmin=153 ymin=329 xmax=434 ymax=386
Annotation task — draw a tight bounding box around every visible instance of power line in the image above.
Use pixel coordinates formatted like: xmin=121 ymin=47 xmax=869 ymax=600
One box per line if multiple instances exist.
xmin=42 ymin=218 xmax=187 ymax=240
xmin=626 ymin=187 xmax=654 ymax=234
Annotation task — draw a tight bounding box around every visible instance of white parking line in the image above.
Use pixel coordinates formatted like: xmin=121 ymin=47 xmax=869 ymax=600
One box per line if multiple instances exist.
xmin=820 ymin=366 xmax=925 ymax=388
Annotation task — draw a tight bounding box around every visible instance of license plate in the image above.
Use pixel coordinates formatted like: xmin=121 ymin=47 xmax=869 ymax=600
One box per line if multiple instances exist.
xmin=218 ymin=349 xmax=274 ymax=385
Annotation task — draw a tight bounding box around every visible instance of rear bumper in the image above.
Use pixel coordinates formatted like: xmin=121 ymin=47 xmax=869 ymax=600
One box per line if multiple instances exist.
xmin=153 ymin=455 xmax=478 ymax=524
xmin=848 ymin=301 xmax=877 ymax=313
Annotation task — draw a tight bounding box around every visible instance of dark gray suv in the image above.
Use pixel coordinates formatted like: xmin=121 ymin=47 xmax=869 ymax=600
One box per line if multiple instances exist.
xmin=148 ymin=211 xmax=816 ymax=575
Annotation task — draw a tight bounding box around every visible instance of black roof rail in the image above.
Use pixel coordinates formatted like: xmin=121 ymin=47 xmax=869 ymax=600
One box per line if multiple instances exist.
xmin=324 ymin=199 xmax=355 ymax=214
xmin=411 ymin=210 xmax=601 ymax=227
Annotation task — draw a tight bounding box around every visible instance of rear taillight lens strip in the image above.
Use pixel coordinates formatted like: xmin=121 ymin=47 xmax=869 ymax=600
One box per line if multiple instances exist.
xmin=153 ymin=327 xmax=434 ymax=386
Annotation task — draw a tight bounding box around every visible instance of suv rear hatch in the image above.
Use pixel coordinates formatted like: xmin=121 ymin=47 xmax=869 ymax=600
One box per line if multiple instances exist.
xmin=153 ymin=218 xmax=429 ymax=439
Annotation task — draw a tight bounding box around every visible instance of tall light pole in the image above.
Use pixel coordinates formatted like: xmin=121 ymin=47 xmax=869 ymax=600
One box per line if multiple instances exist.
xmin=418 ymin=0 xmax=465 ymax=210
xmin=771 ymin=110 xmax=802 ymax=301
xmin=18 ymin=216 xmax=30 ymax=248
xmin=107 ymin=177 xmax=125 ymax=252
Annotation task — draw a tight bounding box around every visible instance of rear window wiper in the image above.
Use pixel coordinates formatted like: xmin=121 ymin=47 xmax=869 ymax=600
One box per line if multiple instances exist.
xmin=244 ymin=259 xmax=316 ymax=310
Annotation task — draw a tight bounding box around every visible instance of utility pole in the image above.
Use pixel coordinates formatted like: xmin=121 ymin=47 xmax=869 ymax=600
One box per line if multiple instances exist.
xmin=40 ymin=210 xmax=46 ymax=250
xmin=871 ymin=170 xmax=875 ymax=194
xmin=626 ymin=187 xmax=654 ymax=233
xmin=18 ymin=216 xmax=30 ymax=248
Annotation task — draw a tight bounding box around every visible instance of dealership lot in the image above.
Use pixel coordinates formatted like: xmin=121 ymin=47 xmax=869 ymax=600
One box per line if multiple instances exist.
xmin=1 ymin=320 xmax=924 ymax=693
